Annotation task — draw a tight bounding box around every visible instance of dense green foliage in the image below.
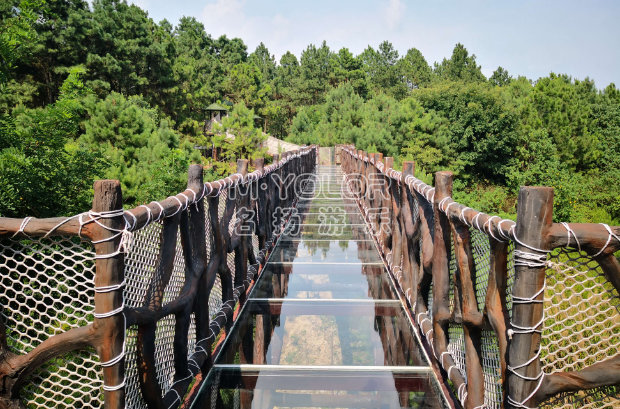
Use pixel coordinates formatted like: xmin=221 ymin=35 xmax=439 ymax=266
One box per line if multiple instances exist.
xmin=0 ymin=0 xmax=617 ymax=223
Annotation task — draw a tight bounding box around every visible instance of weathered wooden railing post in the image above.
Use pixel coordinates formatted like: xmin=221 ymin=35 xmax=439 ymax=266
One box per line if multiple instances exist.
xmin=271 ymin=154 xmax=281 ymax=237
xmin=431 ymin=172 xmax=452 ymax=362
xmin=253 ymin=158 xmax=267 ymax=252
xmin=234 ymin=159 xmax=249 ymax=301
xmin=187 ymin=165 xmax=212 ymax=378
xmin=450 ymin=199 xmax=485 ymax=408
xmin=91 ymin=180 xmax=126 ymax=409
xmin=371 ymin=153 xmax=383 ymax=237
xmin=486 ymin=228 xmax=510 ymax=405
xmin=382 ymin=156 xmax=394 ymax=256
xmin=400 ymin=161 xmax=418 ymax=307
xmin=507 ymin=187 xmax=553 ymax=408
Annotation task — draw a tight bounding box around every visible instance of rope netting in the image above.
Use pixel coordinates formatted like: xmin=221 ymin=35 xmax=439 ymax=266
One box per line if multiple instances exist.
xmin=540 ymin=248 xmax=620 ymax=409
xmin=0 ymin=236 xmax=102 ymax=408
xmin=122 ymin=188 xmax=235 ymax=409
xmin=0 ymin=148 xmax=315 ymax=409
xmin=340 ymin=146 xmax=618 ymax=409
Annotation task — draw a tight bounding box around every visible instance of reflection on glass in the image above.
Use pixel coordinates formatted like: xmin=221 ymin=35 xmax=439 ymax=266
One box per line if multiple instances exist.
xmin=216 ymin=300 xmax=427 ymax=367
xmin=250 ymin=262 xmax=395 ymax=300
xmin=191 ymin=368 xmax=447 ymax=409
xmin=269 ymin=240 xmax=382 ymax=263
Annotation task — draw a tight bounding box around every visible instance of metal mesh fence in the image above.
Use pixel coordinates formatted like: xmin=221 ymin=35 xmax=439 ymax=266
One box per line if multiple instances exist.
xmin=540 ymin=247 xmax=620 ymax=409
xmin=0 ymin=236 xmax=102 ymax=408
xmin=481 ymin=330 xmax=503 ymax=409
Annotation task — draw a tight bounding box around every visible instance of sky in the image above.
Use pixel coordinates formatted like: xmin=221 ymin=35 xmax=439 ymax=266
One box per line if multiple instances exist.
xmin=124 ymin=0 xmax=620 ymax=87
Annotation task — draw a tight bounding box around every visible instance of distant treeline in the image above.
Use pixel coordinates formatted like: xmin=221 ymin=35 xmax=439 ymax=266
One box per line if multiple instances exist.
xmin=1 ymin=0 xmax=618 ymax=223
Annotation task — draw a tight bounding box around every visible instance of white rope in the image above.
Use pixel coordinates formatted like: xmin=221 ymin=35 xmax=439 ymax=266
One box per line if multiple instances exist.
xmin=473 ymin=212 xmax=483 ymax=231
xmin=560 ymin=222 xmax=581 ymax=252
xmin=94 ymin=303 xmax=124 ymax=319
xmin=140 ymin=204 xmax=152 ymax=227
xmin=483 ymin=215 xmax=502 ymax=242
xmin=152 ymin=201 xmax=165 ymax=221
xmin=506 ymin=373 xmax=545 ymax=409
xmin=100 ymin=314 xmax=126 ymax=367
xmin=124 ymin=211 xmax=137 ymax=231
xmin=447 ymin=365 xmax=457 ymax=380
xmin=593 ymin=223 xmax=620 ymax=257
xmin=12 ymin=217 xmax=32 ymax=238
xmin=459 ymin=207 xmax=471 ymax=226
xmin=438 ymin=197 xmax=451 ymax=212
xmin=497 ymin=219 xmax=515 ymax=241
xmin=95 ymin=279 xmax=126 ymax=293
xmin=512 ymin=284 xmax=545 ymax=304
xmin=513 ymin=249 xmax=548 ymax=268
xmin=444 ymin=201 xmax=457 ymax=218
xmin=42 ymin=214 xmax=81 ymax=238
xmin=169 ymin=196 xmax=185 ymax=217
xmin=102 ymin=378 xmax=125 ymax=392
xmin=509 ymin=225 xmax=551 ymax=254
xmin=457 ymin=382 xmax=467 ymax=405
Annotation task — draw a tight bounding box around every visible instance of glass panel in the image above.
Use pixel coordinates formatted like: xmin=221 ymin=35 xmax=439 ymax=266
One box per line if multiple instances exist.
xmin=292 ymin=212 xmax=366 ymax=225
xmin=250 ymin=262 xmax=395 ymax=300
xmin=215 ymin=300 xmax=427 ymax=367
xmin=191 ymin=367 xmax=448 ymax=409
xmin=268 ymin=240 xmax=381 ymax=263
xmin=282 ymin=224 xmax=369 ymax=240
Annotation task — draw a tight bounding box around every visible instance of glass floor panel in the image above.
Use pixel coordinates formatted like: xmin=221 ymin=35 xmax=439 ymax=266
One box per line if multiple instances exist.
xmin=249 ymin=262 xmax=396 ymax=300
xmin=292 ymin=212 xmax=366 ymax=225
xmin=215 ymin=300 xmax=428 ymax=367
xmin=268 ymin=240 xmax=382 ymax=263
xmin=191 ymin=367 xmax=448 ymax=409
xmin=192 ymin=165 xmax=447 ymax=408
xmin=281 ymin=224 xmax=370 ymax=240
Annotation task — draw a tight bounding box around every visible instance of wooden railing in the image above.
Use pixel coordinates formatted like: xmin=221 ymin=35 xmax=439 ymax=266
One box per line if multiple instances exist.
xmin=340 ymin=145 xmax=619 ymax=409
xmin=0 ymin=146 xmax=317 ymax=409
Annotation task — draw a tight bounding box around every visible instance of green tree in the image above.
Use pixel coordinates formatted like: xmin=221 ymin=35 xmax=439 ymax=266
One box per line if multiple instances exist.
xmin=249 ymin=42 xmax=276 ymax=82
xmin=79 ymin=91 xmax=201 ymax=205
xmin=212 ymin=102 xmax=267 ymax=174
xmin=86 ymin=0 xmax=173 ymax=103
xmin=167 ymin=17 xmax=220 ymax=135
xmin=525 ymin=73 xmax=601 ymax=171
xmin=0 ymin=67 xmax=105 ymax=217
xmin=222 ymin=61 xmax=271 ymax=111
xmin=297 ymin=41 xmax=333 ymax=105
xmin=361 ymin=41 xmax=407 ymax=99
xmin=329 ymin=47 xmax=368 ymax=97
xmin=413 ymin=81 xmax=518 ymax=183
xmin=397 ymin=47 xmax=432 ymax=89
xmin=0 ymin=0 xmax=39 ymax=85
xmin=435 ymin=43 xmax=486 ymax=83
xmin=490 ymin=66 xmax=511 ymax=86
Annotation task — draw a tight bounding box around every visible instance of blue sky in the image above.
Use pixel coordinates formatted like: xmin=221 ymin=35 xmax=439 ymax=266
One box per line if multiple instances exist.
xmin=124 ymin=0 xmax=619 ymax=87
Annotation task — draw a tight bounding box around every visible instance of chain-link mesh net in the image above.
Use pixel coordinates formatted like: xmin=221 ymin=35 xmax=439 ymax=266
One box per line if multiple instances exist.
xmin=0 ymin=236 xmax=102 ymax=408
xmin=540 ymin=248 xmax=620 ymax=409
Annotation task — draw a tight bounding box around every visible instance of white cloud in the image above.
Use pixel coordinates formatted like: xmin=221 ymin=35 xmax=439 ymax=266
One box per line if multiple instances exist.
xmin=384 ymin=0 xmax=405 ymax=30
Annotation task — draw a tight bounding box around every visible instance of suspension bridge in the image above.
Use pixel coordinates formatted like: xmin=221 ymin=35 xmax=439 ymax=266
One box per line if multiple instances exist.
xmin=0 ymin=145 xmax=618 ymax=409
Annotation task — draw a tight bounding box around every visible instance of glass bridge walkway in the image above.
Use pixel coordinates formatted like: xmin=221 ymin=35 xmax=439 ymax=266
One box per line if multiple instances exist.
xmin=191 ymin=165 xmax=450 ymax=409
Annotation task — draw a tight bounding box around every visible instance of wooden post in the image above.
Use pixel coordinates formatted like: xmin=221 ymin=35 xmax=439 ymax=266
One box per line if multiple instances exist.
xmin=400 ymin=161 xmax=418 ymax=308
xmin=487 ymin=239 xmax=510 ymax=405
xmin=451 ymin=217 xmax=485 ymax=408
xmin=507 ymin=187 xmax=553 ymax=408
xmin=431 ymin=172 xmax=453 ymax=361
xmin=253 ymin=158 xmax=267 ymax=254
xmin=382 ymin=157 xmax=394 ymax=256
xmin=91 ymin=180 xmax=125 ymax=409
xmin=235 ymin=159 xmax=249 ymax=294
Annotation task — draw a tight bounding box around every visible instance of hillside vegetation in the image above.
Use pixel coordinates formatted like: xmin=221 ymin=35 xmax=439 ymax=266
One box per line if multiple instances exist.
xmin=1 ymin=0 xmax=618 ymax=223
